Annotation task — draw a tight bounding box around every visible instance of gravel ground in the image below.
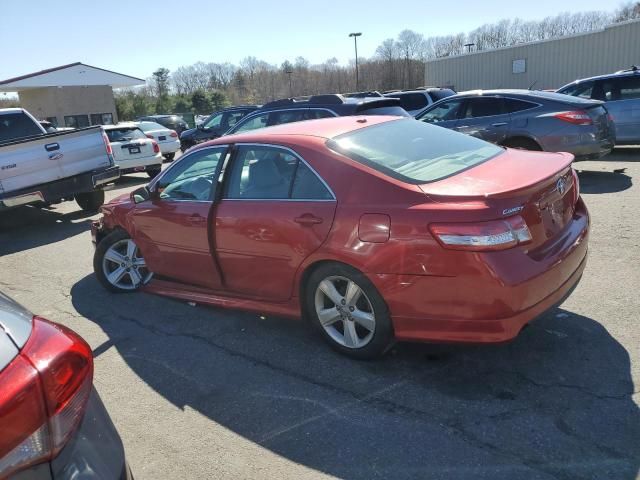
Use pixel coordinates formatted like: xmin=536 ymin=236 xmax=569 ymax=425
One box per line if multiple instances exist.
xmin=0 ymin=149 xmax=638 ymax=480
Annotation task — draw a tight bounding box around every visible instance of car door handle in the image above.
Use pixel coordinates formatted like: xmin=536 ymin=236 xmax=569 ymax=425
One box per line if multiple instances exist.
xmin=44 ymin=143 xmax=60 ymax=152
xmin=188 ymin=214 xmax=206 ymax=225
xmin=491 ymin=122 xmax=508 ymax=127
xmin=294 ymin=214 xmax=323 ymax=226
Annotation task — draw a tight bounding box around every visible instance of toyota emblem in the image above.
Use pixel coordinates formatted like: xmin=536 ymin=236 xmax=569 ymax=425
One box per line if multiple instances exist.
xmin=557 ymin=178 xmax=566 ymax=195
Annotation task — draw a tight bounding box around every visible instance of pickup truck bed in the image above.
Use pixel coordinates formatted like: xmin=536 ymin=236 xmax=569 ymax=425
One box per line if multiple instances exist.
xmin=0 ymin=108 xmax=119 ymax=212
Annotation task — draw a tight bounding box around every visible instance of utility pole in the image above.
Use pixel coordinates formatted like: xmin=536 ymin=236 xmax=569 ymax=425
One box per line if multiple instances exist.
xmin=349 ymin=32 xmax=362 ymax=90
xmin=285 ymin=69 xmax=293 ymax=97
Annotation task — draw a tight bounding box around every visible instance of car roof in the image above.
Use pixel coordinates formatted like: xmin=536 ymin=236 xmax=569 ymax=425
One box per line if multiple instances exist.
xmin=564 ymin=68 xmax=640 ymax=85
xmin=204 ymin=115 xmax=400 ymax=145
xmin=253 ymin=95 xmax=400 ymax=113
xmin=444 ymin=89 xmax=601 ymax=105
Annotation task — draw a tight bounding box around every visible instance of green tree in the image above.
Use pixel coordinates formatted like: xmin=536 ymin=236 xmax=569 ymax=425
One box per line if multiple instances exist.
xmin=174 ymin=95 xmax=191 ymax=113
xmin=209 ymin=91 xmax=227 ymax=110
xmin=191 ymin=90 xmax=211 ymax=114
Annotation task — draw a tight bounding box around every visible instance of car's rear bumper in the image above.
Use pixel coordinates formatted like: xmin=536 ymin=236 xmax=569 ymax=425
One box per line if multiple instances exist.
xmin=373 ymin=199 xmax=589 ymax=344
xmin=159 ymin=139 xmax=180 ymax=154
xmin=116 ymin=153 xmax=163 ymax=173
xmin=539 ymin=128 xmax=615 ymax=160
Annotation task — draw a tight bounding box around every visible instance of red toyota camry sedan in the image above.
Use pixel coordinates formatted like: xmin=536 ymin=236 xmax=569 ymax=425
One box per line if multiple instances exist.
xmin=91 ymin=116 xmax=589 ymax=359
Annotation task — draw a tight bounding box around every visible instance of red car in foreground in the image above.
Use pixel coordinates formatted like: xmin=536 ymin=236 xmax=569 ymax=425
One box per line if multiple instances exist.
xmin=91 ymin=116 xmax=589 ymax=359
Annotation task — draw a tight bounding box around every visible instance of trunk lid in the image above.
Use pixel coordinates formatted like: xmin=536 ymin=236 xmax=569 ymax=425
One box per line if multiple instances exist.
xmin=111 ymin=139 xmax=155 ymax=162
xmin=421 ymin=149 xmax=577 ymax=249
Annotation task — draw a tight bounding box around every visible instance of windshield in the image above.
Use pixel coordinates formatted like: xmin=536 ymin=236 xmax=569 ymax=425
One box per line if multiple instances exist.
xmin=105 ymin=127 xmax=147 ymax=142
xmin=327 ymin=118 xmax=503 ymax=183
xmin=138 ymin=122 xmax=166 ymax=132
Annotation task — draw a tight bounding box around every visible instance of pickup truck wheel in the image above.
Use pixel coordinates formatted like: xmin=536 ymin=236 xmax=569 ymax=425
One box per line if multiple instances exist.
xmin=164 ymin=153 xmax=175 ymax=162
xmin=147 ymin=166 xmax=162 ymax=179
xmin=94 ymin=230 xmax=152 ymax=293
xmin=75 ymin=190 xmax=105 ymax=212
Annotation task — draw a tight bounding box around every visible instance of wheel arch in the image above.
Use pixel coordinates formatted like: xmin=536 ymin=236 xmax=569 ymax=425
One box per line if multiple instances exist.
xmin=500 ymin=135 xmax=543 ymax=150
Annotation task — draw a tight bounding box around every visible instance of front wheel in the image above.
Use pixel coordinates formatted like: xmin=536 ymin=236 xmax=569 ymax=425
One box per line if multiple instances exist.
xmin=164 ymin=153 xmax=175 ymax=162
xmin=75 ymin=190 xmax=105 ymax=212
xmin=305 ymin=263 xmax=394 ymax=359
xmin=93 ymin=230 xmax=152 ymax=293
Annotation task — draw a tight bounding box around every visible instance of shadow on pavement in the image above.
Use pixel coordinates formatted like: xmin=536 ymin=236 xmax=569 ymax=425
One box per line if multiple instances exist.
xmin=71 ymin=274 xmax=639 ymax=480
xmin=608 ymin=147 xmax=640 ymax=162
xmin=0 ymin=206 xmax=94 ymax=256
xmin=576 ymin=169 xmax=632 ymax=194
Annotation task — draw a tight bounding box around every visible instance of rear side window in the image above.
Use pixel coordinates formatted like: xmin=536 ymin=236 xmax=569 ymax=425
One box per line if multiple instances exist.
xmin=391 ymin=93 xmax=428 ymax=111
xmin=0 ymin=113 xmax=43 ymax=142
xmin=462 ymin=97 xmax=503 ymax=118
xmin=291 ymin=162 xmax=333 ymax=200
xmin=503 ymin=98 xmax=537 ymax=113
xmin=268 ymin=110 xmax=307 ymax=126
xmin=105 ymin=128 xmax=146 ymax=142
xmin=306 ymin=109 xmax=336 ymax=119
xmin=559 ymin=81 xmax=594 ymax=99
xmin=327 ymin=118 xmax=503 ymax=184
xmin=428 ymin=89 xmax=456 ymax=102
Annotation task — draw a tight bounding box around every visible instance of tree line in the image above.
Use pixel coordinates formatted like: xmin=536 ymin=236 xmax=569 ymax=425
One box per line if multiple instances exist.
xmin=114 ymin=2 xmax=640 ymax=120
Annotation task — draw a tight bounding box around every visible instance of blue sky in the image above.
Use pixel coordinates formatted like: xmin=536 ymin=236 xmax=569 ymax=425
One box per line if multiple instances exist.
xmin=0 ymin=0 xmax=620 ymax=82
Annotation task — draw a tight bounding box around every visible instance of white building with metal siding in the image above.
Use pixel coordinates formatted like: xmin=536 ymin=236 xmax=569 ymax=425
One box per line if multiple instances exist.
xmin=424 ymin=19 xmax=640 ymax=92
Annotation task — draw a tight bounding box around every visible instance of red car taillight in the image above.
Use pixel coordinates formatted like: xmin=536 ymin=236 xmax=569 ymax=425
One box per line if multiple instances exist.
xmin=170 ymin=131 xmax=178 ymax=138
xmin=430 ymin=215 xmax=532 ymax=251
xmin=571 ymin=168 xmax=580 ymax=205
xmin=102 ymin=131 xmax=113 ymax=155
xmin=152 ymin=141 xmax=160 ymax=154
xmin=0 ymin=317 xmax=93 ymax=478
xmin=554 ymin=110 xmax=593 ymax=125
xmin=146 ymin=134 xmax=155 ymax=139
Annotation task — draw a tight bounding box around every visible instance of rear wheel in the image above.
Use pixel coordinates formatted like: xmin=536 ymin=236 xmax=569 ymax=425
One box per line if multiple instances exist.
xmin=502 ymin=137 xmax=543 ymax=151
xmin=305 ymin=263 xmax=394 ymax=359
xmin=75 ymin=190 xmax=105 ymax=212
xmin=94 ymin=230 xmax=152 ymax=293
xmin=147 ymin=166 xmax=162 ymax=178
xmin=164 ymin=153 xmax=175 ymax=162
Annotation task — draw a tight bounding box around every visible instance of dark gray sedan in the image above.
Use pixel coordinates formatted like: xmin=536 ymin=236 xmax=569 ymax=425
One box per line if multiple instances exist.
xmin=0 ymin=292 xmax=131 ymax=479
xmin=415 ymin=89 xmax=615 ymax=160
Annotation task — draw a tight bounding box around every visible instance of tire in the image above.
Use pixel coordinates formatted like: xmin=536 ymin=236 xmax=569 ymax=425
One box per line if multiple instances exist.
xmin=164 ymin=153 xmax=175 ymax=162
xmin=305 ymin=263 xmax=394 ymax=359
xmin=93 ymin=230 xmax=152 ymax=293
xmin=75 ymin=190 xmax=105 ymax=212
xmin=502 ymin=138 xmax=543 ymax=151
xmin=147 ymin=166 xmax=162 ymax=178
xmin=180 ymin=142 xmax=193 ymax=152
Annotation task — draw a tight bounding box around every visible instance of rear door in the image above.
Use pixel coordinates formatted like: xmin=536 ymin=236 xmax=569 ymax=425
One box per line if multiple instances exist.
xmin=595 ymin=75 xmax=640 ymax=143
xmin=129 ymin=146 xmax=227 ymax=289
xmin=215 ymin=144 xmax=336 ymax=301
xmin=455 ymin=96 xmax=510 ymax=144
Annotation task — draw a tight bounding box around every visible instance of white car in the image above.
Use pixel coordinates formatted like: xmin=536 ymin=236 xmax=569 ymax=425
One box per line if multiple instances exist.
xmin=136 ymin=121 xmax=181 ymax=161
xmin=103 ymin=123 xmax=163 ymax=178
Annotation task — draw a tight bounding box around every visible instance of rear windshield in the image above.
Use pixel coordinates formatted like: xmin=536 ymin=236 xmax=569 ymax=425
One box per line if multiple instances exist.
xmin=0 ymin=113 xmax=43 ymax=143
xmin=327 ymin=118 xmax=503 ymax=184
xmin=105 ymin=127 xmax=146 ymax=142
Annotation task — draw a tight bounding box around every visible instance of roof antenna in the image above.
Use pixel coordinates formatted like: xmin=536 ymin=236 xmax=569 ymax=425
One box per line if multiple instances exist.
xmin=528 ymin=80 xmax=538 ymax=90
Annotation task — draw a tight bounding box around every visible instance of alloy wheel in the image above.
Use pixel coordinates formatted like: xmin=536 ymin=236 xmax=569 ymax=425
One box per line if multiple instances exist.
xmin=102 ymin=239 xmax=152 ymax=290
xmin=314 ymin=275 xmax=376 ymax=349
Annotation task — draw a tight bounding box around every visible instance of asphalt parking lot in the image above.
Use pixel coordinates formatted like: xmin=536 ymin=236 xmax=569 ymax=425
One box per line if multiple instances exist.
xmin=1 ymin=149 xmax=639 ymax=480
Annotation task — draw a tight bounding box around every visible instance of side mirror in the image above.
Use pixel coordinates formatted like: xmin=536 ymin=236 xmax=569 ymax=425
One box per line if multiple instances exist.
xmin=131 ymin=186 xmax=152 ymax=204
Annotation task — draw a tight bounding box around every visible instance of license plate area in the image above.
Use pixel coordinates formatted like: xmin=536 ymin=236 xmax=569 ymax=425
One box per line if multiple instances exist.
xmin=128 ymin=146 xmax=141 ymax=154
xmin=158 ymin=136 xmax=167 ymax=141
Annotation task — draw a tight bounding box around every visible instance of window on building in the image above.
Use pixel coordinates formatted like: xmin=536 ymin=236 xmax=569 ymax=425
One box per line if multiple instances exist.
xmin=64 ymin=115 xmax=90 ymax=129
xmin=90 ymin=113 xmax=114 ymax=126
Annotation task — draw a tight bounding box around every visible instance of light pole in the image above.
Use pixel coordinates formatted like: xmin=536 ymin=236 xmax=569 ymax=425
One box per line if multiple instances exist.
xmin=464 ymin=42 xmax=475 ymax=53
xmin=349 ymin=32 xmax=362 ymax=91
xmin=285 ymin=69 xmax=293 ymax=97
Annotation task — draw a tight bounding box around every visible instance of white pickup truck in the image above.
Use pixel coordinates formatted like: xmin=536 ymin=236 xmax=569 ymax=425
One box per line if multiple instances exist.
xmin=0 ymin=108 xmax=120 ymax=212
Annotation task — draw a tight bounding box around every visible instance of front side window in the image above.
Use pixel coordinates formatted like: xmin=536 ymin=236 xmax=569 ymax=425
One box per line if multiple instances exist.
xmin=157 ymin=147 xmax=225 ymax=201
xmin=225 ymin=145 xmax=332 ymax=200
xmin=328 ymin=118 xmax=503 ymax=184
xmin=617 ymin=76 xmax=640 ymax=100
xmin=462 ymin=97 xmax=503 ymax=118
xmin=203 ymin=113 xmax=223 ymax=129
xmin=232 ymin=113 xmax=269 ymax=134
xmin=417 ymin=100 xmax=463 ymax=123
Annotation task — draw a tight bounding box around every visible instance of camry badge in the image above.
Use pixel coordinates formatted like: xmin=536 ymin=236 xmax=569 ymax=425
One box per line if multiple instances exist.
xmin=557 ymin=178 xmax=566 ymax=195
xmin=502 ymin=205 xmax=524 ymax=216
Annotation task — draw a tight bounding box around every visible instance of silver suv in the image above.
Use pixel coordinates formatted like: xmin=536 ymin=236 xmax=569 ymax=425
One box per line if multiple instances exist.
xmin=558 ymin=67 xmax=640 ymax=145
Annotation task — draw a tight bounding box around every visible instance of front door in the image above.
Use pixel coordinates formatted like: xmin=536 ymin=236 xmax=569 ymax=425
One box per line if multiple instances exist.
xmin=595 ymin=76 xmax=640 ymax=144
xmin=129 ymin=146 xmax=227 ymax=290
xmin=214 ymin=144 xmax=336 ymax=301
xmin=455 ymin=96 xmax=510 ymax=144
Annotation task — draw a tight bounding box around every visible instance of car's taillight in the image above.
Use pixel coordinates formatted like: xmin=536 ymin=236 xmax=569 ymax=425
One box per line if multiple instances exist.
xmin=571 ymin=168 xmax=580 ymax=205
xmin=0 ymin=317 xmax=93 ymax=478
xmin=554 ymin=110 xmax=593 ymax=125
xmin=102 ymin=131 xmax=113 ymax=155
xmin=152 ymin=141 xmax=160 ymax=154
xmin=170 ymin=131 xmax=178 ymax=138
xmin=430 ymin=215 xmax=532 ymax=251
xmin=146 ymin=134 xmax=154 ymax=139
